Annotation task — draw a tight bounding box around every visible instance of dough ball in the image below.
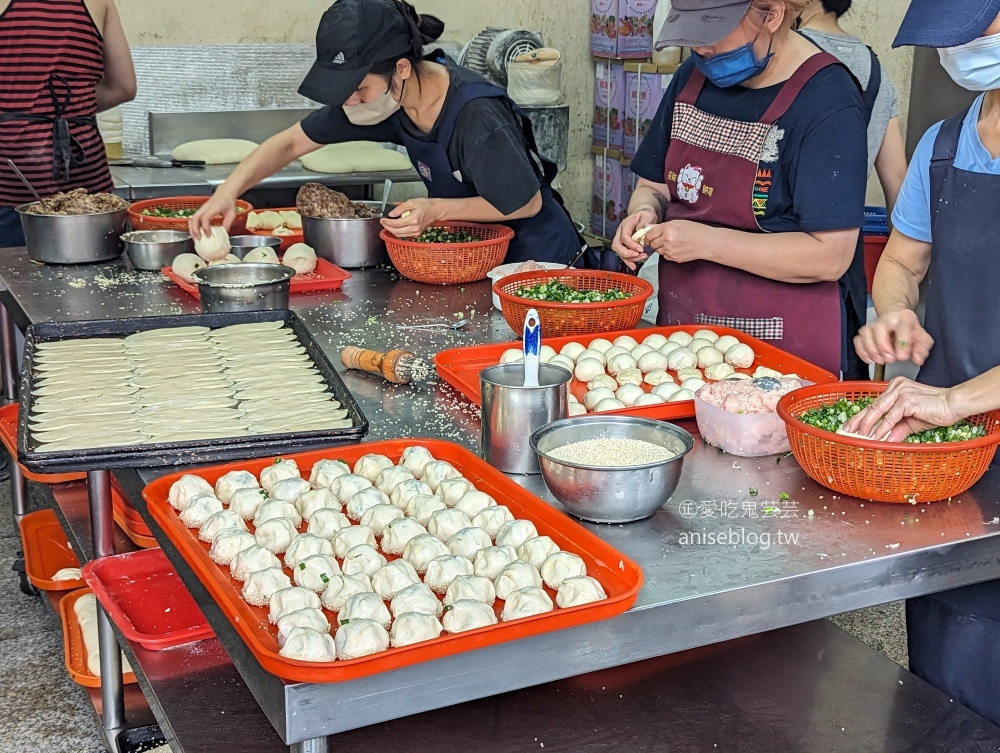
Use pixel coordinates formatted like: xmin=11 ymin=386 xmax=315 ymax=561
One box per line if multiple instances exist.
xmin=583 ymin=388 xmax=615 ymax=411
xmin=500 ymin=348 xmax=524 ymax=364
xmin=637 ymin=351 xmax=669 ymax=374
xmin=254 ymin=210 xmax=284 ymax=231
xmin=272 ymin=226 xmax=296 ymax=237
xmin=615 ymin=368 xmax=643 ymax=386
xmin=652 ymin=382 xmax=681 ymax=400
xmin=574 ymin=358 xmax=605 ymax=383
xmin=243 ymin=247 xmax=280 ymax=264
xmin=754 ymin=366 xmax=784 ymax=379
xmin=693 ymin=329 xmax=719 ymax=342
xmin=676 ymin=368 xmax=703 ymax=382
xmin=280 ymin=210 xmax=302 ymax=230
xmin=705 ymin=363 xmax=736 ymax=381
xmin=641 ymin=333 xmax=668 ymax=349
xmin=282 ymin=243 xmax=318 ymax=275
xmin=245 ymin=212 xmax=263 ymax=231
xmin=568 ymin=402 xmax=588 ymax=417
xmin=667 ymin=331 xmax=693 ymax=346
xmin=548 ymin=355 xmax=576 ymax=375
xmin=559 ymin=342 xmax=586 ymax=361
xmin=602 ymin=346 xmax=631 ymax=363
xmin=714 ymin=335 xmax=741 ymax=353
xmin=607 ymin=353 xmax=637 ymax=376
xmin=172 ymin=138 xmax=259 ymax=164
xmin=208 ymin=253 xmax=241 ymax=266
xmin=539 ymin=345 xmax=557 ymax=363
xmin=193 ymin=225 xmax=230 ymax=262
xmin=587 ymin=338 xmax=614 ymax=354
xmin=629 ymin=344 xmax=655 ymax=361
xmin=669 ymin=388 xmax=695 ymax=402
xmin=681 ymin=377 xmax=706 ymax=392
xmin=615 ymin=384 xmax=645 ymax=407
xmin=697 ymin=347 xmax=725 ymax=369
xmin=587 ymin=374 xmax=618 ymax=392
xmin=633 ymin=393 xmax=666 ymax=406
xmin=643 ymin=369 xmax=673 ymax=386
xmin=687 ymin=338 xmax=716 ymax=354
xmin=594 ymin=398 xmax=626 ymax=413
xmin=612 ymin=336 xmax=638 ymax=350
xmin=577 ymin=348 xmax=606 ymax=367
xmin=658 ymin=341 xmax=681 ymax=357
xmin=725 ymin=343 xmax=756 ymax=369
xmin=172 ymin=253 xmax=206 ymax=283
xmin=666 ymin=347 xmax=697 ymax=372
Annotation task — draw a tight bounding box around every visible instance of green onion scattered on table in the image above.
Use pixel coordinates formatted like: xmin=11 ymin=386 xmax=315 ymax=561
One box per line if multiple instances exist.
xmin=798 ymin=397 xmax=986 ymax=444
xmin=513 ymin=280 xmax=631 ymax=303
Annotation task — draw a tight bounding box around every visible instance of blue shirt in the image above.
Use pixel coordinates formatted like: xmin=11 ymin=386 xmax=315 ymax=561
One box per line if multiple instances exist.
xmin=892 ymin=95 xmax=1000 ymax=243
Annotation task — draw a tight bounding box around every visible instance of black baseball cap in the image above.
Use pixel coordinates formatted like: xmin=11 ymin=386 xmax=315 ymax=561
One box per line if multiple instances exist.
xmin=893 ymin=0 xmax=1000 ymax=48
xmin=655 ymin=0 xmax=753 ymax=49
xmin=299 ymin=0 xmax=417 ymax=106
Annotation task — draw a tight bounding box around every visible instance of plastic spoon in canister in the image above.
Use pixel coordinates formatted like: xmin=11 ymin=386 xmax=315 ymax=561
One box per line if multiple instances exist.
xmin=6 ymin=160 xmax=42 ymax=202
xmin=522 ymin=308 xmax=541 ymax=388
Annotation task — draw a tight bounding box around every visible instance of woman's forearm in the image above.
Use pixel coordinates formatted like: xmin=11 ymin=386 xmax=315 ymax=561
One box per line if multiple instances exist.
xmin=950 ymin=367 xmax=1000 ymax=420
xmin=702 ymin=225 xmax=857 ymax=283
xmin=872 ymin=232 xmax=932 ymax=317
xmin=628 ymin=184 xmax=668 ymax=222
xmin=432 ymin=192 xmax=542 ymax=223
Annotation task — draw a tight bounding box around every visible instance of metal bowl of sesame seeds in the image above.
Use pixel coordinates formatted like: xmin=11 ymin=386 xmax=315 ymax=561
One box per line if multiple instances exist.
xmin=530 ymin=416 xmax=694 ymax=523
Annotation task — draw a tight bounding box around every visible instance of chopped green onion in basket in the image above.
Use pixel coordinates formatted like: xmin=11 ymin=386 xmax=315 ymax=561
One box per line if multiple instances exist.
xmin=139 ymin=207 xmax=198 ymax=218
xmin=798 ymin=397 xmax=987 ymax=444
xmin=416 ymin=228 xmax=478 ymax=244
xmin=513 ymin=280 xmax=632 ymax=303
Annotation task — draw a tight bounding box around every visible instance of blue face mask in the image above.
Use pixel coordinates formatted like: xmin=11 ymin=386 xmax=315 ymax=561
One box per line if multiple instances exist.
xmin=693 ymin=21 xmax=774 ymax=88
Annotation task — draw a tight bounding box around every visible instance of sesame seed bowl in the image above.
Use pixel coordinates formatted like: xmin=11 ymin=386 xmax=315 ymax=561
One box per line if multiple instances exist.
xmin=530 ymin=416 xmax=694 ymax=524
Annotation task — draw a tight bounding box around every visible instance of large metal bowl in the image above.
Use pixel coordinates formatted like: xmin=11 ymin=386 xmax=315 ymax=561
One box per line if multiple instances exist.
xmin=16 ymin=203 xmax=128 ymax=264
xmin=301 ymin=201 xmax=388 ymax=269
xmin=190 ymin=263 xmax=294 ymax=314
xmin=229 ymin=234 xmax=282 ymax=260
xmin=121 ymin=230 xmax=193 ymax=270
xmin=530 ymin=416 xmax=694 ymax=524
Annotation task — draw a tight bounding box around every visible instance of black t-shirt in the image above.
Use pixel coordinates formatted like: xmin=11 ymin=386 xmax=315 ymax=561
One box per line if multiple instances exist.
xmin=300 ymin=66 xmax=541 ymax=215
xmin=631 ymin=56 xmax=868 ymax=234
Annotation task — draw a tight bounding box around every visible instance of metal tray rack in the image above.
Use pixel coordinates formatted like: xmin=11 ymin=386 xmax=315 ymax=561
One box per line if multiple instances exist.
xmin=17 ymin=309 xmax=369 ymax=474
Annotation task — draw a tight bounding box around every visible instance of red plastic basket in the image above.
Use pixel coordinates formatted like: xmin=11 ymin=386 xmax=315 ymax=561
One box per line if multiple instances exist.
xmin=777 ymin=382 xmax=1000 ymax=504
xmin=128 ymin=196 xmax=253 ymax=233
xmin=381 ymin=223 xmax=513 ymax=285
xmin=495 ymin=270 xmax=654 ymax=337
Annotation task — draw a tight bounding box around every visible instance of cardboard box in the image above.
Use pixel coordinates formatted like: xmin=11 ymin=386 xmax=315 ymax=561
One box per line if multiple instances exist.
xmin=623 ymin=64 xmax=673 ymax=159
xmin=622 ymin=163 xmax=639 ymax=213
xmin=591 ymin=0 xmax=659 ymax=58
xmin=591 ymin=152 xmax=624 ymax=240
xmin=593 ymin=61 xmax=624 ymax=152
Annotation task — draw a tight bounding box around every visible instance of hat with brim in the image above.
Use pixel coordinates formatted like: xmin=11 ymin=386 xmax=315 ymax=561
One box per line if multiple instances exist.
xmin=655 ymin=0 xmax=752 ymax=49
xmin=298 ymin=65 xmax=372 ymax=109
xmin=893 ymin=0 xmax=1000 ymax=48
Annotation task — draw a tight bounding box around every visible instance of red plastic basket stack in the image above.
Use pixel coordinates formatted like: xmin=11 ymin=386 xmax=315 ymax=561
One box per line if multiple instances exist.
xmin=128 ymin=196 xmax=253 ymax=233
xmin=381 ymin=222 xmax=513 ymax=285
xmin=494 ymin=269 xmax=654 ymax=337
xmin=777 ymin=382 xmax=1000 ymax=504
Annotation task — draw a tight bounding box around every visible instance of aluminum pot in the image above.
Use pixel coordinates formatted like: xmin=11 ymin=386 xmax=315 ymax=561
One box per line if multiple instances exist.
xmin=229 ymin=235 xmax=282 ymax=260
xmin=121 ymin=230 xmax=193 ymax=270
xmin=16 ymin=203 xmax=128 ymax=264
xmin=191 ymin=263 xmax=294 ymax=314
xmin=530 ymin=416 xmax=694 ymax=523
xmin=301 ymin=202 xmax=388 ymax=268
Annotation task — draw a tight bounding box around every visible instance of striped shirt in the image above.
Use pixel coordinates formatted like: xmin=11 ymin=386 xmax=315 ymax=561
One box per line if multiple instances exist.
xmin=0 ymin=0 xmax=113 ymax=206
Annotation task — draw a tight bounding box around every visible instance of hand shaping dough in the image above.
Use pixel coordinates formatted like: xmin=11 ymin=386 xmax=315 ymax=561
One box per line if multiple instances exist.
xmin=171 ymin=139 xmax=258 ymax=164
xmin=194 ymin=226 xmax=230 ymax=262
xmin=300 ymin=142 xmax=412 ymax=174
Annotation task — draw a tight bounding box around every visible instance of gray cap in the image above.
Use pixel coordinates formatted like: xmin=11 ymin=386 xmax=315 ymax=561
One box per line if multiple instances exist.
xmin=655 ymin=0 xmax=753 ymax=49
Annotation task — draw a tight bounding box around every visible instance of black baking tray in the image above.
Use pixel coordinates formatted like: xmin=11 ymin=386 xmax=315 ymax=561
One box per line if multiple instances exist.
xmin=116 ymin=724 xmax=168 ymax=753
xmin=17 ymin=310 xmax=369 ymax=473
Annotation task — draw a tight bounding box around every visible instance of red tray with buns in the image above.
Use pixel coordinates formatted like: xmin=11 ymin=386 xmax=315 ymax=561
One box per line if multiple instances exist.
xmin=162 ymin=257 xmax=351 ymax=297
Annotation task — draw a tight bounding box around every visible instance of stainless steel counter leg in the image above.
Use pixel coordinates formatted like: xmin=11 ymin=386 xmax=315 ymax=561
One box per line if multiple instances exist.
xmin=291 ymin=738 xmax=328 ymax=753
xmin=0 ymin=303 xmax=17 ymax=404
xmin=89 ymin=469 xmax=126 ymax=736
xmin=11 ymin=459 xmax=27 ymax=520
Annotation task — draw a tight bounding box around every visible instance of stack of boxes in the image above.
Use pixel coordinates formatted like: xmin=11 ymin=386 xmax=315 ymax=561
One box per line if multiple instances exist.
xmin=590 ymin=0 xmax=677 ymax=240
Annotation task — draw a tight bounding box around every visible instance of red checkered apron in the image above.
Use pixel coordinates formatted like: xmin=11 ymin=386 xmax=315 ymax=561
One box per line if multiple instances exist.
xmin=656 ymin=53 xmax=844 ymax=375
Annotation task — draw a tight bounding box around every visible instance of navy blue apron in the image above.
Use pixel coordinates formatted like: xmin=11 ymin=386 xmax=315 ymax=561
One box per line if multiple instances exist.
xmin=906 ymin=105 xmax=1000 ymax=728
xmin=391 ymin=79 xmax=581 ymax=265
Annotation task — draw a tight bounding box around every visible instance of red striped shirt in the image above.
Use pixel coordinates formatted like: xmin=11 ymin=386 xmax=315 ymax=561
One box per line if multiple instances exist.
xmin=0 ymin=0 xmax=113 ymax=205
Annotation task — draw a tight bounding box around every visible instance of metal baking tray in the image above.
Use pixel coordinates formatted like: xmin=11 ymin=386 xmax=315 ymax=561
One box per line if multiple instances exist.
xmin=17 ymin=310 xmax=369 ymax=473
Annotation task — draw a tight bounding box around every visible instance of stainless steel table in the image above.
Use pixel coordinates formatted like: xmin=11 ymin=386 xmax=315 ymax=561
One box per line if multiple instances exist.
xmin=3 ymin=248 xmax=1000 ymax=751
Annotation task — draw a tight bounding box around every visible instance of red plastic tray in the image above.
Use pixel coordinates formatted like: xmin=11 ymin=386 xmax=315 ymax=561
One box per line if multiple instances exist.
xmin=162 ymin=256 xmax=351 ymax=298
xmin=59 ymin=588 xmax=139 ymax=687
xmin=434 ymin=325 xmax=838 ymax=422
xmin=82 ymin=549 xmax=215 ymax=650
xmin=19 ymin=509 xmax=84 ymax=590
xmin=0 ymin=405 xmax=85 ymax=484
xmin=144 ymin=440 xmax=643 ymax=684
xmin=246 ymin=206 xmax=304 ymax=251
xmin=110 ymin=482 xmax=159 ymax=549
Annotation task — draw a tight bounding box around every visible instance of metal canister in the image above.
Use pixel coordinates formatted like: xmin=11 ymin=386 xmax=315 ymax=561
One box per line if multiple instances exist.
xmin=480 ymin=363 xmax=571 ymax=475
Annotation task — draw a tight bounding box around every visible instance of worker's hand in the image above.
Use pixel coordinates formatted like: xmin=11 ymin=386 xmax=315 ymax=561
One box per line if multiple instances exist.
xmin=854 ymin=309 xmax=934 ymax=366
xmin=646 ymin=220 xmax=710 ymax=264
xmin=189 ymin=191 xmax=237 ymax=239
xmin=611 ymin=209 xmax=656 ymax=270
xmin=842 ymin=377 xmax=961 ymax=442
xmin=380 ymin=199 xmax=439 ymax=238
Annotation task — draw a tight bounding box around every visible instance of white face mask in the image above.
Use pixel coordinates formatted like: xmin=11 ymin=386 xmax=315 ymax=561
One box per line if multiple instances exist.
xmin=939 ymin=32 xmax=1000 ymax=92
xmin=343 ymin=78 xmax=404 ymax=126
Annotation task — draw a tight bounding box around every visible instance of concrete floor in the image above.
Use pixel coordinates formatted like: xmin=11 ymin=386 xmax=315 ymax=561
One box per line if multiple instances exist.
xmin=2 ymin=481 xmax=909 ymax=753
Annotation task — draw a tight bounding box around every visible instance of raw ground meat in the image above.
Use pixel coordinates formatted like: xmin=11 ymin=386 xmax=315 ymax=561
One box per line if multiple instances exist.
xmin=23 ymin=188 xmax=128 ymax=215
xmin=296 ymin=183 xmax=379 ymax=219
xmin=699 ymin=378 xmax=801 ymax=415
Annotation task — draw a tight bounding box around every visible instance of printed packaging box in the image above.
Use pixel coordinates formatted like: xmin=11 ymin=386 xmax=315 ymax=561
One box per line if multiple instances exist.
xmin=591 ymin=0 xmax=659 ymax=58
xmin=622 ymin=163 xmax=639 ymax=214
xmin=593 ymin=62 xmax=624 ymax=152
xmin=623 ymin=64 xmax=673 ymax=159
xmin=592 ymin=152 xmax=624 ymax=240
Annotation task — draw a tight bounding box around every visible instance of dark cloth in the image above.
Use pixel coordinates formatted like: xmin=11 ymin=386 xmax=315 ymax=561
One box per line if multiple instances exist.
xmin=0 ymin=206 xmax=26 ymax=248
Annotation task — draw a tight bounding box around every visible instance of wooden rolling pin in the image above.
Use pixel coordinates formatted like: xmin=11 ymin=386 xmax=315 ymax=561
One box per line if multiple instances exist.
xmin=341 ymin=346 xmax=428 ymax=384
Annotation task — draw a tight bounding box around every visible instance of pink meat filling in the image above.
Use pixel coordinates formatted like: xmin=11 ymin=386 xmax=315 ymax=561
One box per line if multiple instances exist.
xmin=699 ymin=378 xmax=801 ymax=415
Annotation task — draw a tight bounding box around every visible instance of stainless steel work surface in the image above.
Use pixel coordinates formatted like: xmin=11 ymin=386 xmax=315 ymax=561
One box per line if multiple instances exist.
xmin=4 ymin=247 xmax=1000 ymax=744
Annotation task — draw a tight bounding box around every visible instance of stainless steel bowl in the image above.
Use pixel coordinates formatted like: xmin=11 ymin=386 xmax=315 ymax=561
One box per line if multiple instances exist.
xmin=229 ymin=235 xmax=282 ymax=260
xmin=301 ymin=201 xmax=388 ymax=268
xmin=121 ymin=230 xmax=193 ymax=270
xmin=16 ymin=203 xmax=128 ymax=264
xmin=530 ymin=416 xmax=694 ymax=524
xmin=190 ymin=263 xmax=294 ymax=313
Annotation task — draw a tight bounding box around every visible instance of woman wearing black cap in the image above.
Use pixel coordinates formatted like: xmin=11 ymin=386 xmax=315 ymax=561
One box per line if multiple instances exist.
xmin=611 ymin=0 xmax=869 ymax=378
xmin=191 ymin=0 xmax=581 ymax=265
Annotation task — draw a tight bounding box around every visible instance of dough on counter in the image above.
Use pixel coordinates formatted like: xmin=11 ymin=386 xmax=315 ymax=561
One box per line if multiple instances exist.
xmin=389 ymin=612 xmax=443 ymax=648
xmin=282 ymin=243 xmax=318 ymax=275
xmin=370 ymin=559 xmax=421 ymax=600
xmin=500 ymin=586 xmax=554 ymax=621
xmin=320 ymin=573 xmax=374 ymax=612
xmin=402 ymin=534 xmax=450 ymax=574
xmin=243 ymin=247 xmax=280 ymax=264
xmin=171 ymin=253 xmax=206 ymax=284
xmin=441 ymin=599 xmax=497 ymax=634
xmin=172 ymin=139 xmax=258 ymax=164
xmin=334 ymin=617 xmax=390 ymax=660
xmin=540 ymin=551 xmax=588 ymax=590
xmin=472 ymin=545 xmax=518 ymax=581
xmin=300 ymin=142 xmax=412 ymax=174
xmin=279 ymin=626 xmax=336 ymax=662
xmin=424 ymin=554 xmax=474 ymax=594
xmin=193 ymin=226 xmax=230 ymax=263
xmin=556 ymin=576 xmax=608 ymax=608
